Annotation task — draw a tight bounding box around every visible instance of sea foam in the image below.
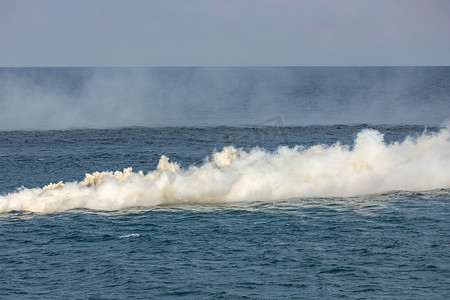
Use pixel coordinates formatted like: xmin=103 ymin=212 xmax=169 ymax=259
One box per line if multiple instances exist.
xmin=1 ymin=128 xmax=449 ymax=213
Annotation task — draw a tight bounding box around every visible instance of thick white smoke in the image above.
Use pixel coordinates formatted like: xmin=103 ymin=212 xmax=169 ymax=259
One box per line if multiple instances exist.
xmin=1 ymin=128 xmax=449 ymax=213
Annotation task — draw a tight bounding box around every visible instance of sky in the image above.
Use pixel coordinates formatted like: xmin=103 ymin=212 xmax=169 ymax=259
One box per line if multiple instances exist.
xmin=0 ymin=0 xmax=449 ymax=66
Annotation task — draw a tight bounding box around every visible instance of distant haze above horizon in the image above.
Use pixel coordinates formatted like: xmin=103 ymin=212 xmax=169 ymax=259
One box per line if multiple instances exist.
xmin=0 ymin=67 xmax=449 ymax=130
xmin=0 ymin=0 xmax=449 ymax=67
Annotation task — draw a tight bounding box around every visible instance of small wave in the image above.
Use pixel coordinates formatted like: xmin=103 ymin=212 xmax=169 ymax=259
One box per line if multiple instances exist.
xmin=1 ymin=128 xmax=450 ymax=213
xmin=118 ymin=233 xmax=140 ymax=239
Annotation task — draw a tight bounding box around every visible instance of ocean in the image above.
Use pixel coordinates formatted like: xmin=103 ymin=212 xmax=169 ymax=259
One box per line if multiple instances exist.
xmin=0 ymin=67 xmax=449 ymax=298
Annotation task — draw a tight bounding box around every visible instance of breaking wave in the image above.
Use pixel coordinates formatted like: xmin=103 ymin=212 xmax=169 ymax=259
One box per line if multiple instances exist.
xmin=1 ymin=128 xmax=450 ymax=213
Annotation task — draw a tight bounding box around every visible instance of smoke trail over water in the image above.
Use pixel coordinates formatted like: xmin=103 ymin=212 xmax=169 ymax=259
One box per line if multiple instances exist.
xmin=1 ymin=127 xmax=449 ymax=213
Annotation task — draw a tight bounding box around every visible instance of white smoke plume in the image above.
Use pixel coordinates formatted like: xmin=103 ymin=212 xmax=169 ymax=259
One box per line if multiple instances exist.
xmin=1 ymin=128 xmax=449 ymax=213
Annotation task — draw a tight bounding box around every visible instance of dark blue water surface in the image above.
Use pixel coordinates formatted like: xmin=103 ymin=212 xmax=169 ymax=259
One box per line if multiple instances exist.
xmin=1 ymin=191 xmax=449 ymax=299
xmin=1 ymin=125 xmax=449 ymax=299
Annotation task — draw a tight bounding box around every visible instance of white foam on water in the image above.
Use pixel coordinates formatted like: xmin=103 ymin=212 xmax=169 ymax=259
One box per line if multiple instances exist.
xmin=1 ymin=128 xmax=449 ymax=213
xmin=118 ymin=233 xmax=140 ymax=239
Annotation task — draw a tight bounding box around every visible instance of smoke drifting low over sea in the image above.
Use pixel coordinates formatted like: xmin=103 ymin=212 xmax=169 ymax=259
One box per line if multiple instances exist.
xmin=1 ymin=127 xmax=449 ymax=213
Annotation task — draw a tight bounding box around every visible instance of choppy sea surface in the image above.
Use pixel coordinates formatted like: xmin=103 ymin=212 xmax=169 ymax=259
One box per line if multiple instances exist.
xmin=1 ymin=67 xmax=450 ymax=298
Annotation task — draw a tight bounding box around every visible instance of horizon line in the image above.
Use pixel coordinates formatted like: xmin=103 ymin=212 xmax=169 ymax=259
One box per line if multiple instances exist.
xmin=1 ymin=65 xmax=449 ymax=68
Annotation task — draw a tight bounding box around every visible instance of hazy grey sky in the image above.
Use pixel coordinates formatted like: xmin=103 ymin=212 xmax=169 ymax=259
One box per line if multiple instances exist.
xmin=1 ymin=0 xmax=449 ymax=66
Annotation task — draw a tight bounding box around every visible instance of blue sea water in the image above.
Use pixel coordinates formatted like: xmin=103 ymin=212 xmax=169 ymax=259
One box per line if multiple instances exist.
xmin=1 ymin=67 xmax=450 ymax=298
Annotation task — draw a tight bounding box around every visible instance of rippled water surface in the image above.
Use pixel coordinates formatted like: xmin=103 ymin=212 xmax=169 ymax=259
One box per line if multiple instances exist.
xmin=1 ymin=191 xmax=449 ymax=299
